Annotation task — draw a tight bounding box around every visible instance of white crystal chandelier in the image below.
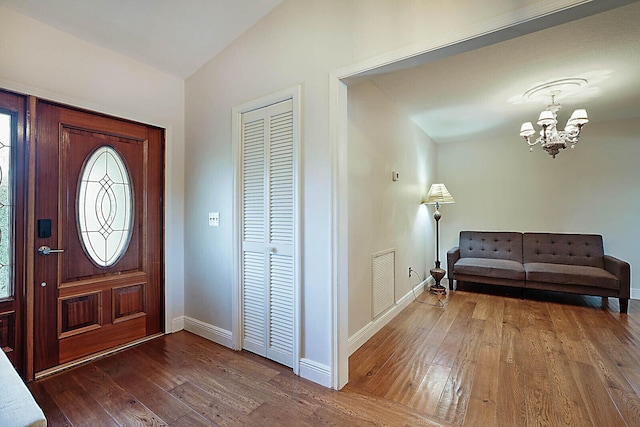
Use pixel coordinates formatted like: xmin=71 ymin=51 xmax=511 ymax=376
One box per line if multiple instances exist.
xmin=519 ymin=88 xmax=589 ymax=159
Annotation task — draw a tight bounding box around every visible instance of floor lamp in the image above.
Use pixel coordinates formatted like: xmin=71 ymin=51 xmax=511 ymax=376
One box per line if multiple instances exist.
xmin=423 ymin=183 xmax=455 ymax=295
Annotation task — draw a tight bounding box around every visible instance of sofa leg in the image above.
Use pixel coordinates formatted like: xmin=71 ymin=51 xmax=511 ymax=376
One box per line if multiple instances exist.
xmin=620 ymin=298 xmax=629 ymax=314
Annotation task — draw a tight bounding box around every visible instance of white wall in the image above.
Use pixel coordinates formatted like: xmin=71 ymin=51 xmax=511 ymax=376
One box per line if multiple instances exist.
xmin=184 ymin=0 xmax=354 ymax=373
xmin=437 ymin=117 xmax=640 ymax=295
xmin=347 ymin=81 xmax=436 ymax=336
xmin=0 ymin=6 xmax=186 ymax=329
xmin=184 ymin=0 xmax=587 ymax=385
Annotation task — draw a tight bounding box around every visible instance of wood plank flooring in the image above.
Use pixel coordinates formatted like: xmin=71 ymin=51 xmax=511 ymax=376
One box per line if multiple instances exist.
xmin=345 ymin=284 xmax=640 ymax=426
xmin=30 ymin=330 xmax=449 ymax=426
xmin=30 ymin=285 xmax=639 ymax=426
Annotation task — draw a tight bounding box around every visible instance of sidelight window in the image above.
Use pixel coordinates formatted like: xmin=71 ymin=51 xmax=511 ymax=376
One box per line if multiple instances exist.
xmin=0 ymin=113 xmax=12 ymax=299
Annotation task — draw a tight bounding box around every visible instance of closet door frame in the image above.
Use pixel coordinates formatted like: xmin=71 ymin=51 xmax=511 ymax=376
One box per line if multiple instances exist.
xmin=231 ymin=85 xmax=301 ymax=374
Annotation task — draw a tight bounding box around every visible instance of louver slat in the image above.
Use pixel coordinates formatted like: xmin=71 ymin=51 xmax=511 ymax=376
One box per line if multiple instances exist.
xmin=269 ymin=254 xmax=293 ymax=356
xmin=372 ymin=250 xmax=395 ymax=318
xmin=269 ymin=110 xmax=294 ymax=245
xmin=243 ymin=252 xmax=265 ymax=348
xmin=242 ymin=119 xmax=265 ymax=243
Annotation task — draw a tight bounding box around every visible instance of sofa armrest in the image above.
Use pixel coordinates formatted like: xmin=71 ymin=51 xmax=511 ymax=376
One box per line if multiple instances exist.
xmin=0 ymin=350 xmax=47 ymax=427
xmin=604 ymin=255 xmax=631 ymax=299
xmin=447 ymin=246 xmax=460 ymax=279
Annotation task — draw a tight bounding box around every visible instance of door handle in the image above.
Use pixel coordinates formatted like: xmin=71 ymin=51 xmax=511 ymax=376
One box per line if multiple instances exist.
xmin=37 ymin=245 xmax=65 ymax=255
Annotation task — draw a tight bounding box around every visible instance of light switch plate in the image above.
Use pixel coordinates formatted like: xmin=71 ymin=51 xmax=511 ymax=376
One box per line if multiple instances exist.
xmin=208 ymin=212 xmax=219 ymax=227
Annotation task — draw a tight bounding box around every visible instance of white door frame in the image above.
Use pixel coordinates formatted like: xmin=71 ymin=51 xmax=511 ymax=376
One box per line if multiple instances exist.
xmin=232 ymin=85 xmax=302 ymax=375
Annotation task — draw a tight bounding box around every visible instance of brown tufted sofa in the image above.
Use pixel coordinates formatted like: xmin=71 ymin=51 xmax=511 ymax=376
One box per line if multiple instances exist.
xmin=447 ymin=231 xmax=631 ymax=313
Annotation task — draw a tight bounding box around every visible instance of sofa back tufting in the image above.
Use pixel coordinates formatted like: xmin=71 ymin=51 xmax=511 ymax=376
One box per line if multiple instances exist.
xmin=523 ymin=233 xmax=605 ymax=268
xmin=459 ymin=231 xmax=523 ymax=263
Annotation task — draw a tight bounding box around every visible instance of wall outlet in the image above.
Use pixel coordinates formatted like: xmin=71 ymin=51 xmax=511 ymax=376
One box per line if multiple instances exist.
xmin=208 ymin=212 xmax=219 ymax=227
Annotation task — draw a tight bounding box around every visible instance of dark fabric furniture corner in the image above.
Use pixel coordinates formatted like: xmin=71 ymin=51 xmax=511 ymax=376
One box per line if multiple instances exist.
xmin=447 ymin=231 xmax=630 ymax=313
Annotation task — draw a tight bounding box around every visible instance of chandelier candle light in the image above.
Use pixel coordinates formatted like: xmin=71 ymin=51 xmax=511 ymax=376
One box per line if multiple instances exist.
xmin=519 ymin=92 xmax=589 ymax=158
xmin=423 ymin=183 xmax=455 ymax=295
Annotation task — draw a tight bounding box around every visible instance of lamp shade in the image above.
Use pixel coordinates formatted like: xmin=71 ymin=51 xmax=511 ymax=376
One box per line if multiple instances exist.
xmin=423 ymin=183 xmax=455 ymax=205
xmin=537 ymin=110 xmax=556 ymax=126
xmin=567 ymin=108 xmax=589 ymax=126
xmin=519 ymin=122 xmax=535 ymax=137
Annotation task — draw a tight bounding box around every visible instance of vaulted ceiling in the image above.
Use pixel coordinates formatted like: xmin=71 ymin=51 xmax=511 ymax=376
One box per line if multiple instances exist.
xmin=0 ymin=0 xmax=283 ymax=78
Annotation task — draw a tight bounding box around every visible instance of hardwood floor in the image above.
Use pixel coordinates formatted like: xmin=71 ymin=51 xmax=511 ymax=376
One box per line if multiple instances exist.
xmin=30 ymin=330 xmax=448 ymax=426
xmin=30 ymin=286 xmax=639 ymax=426
xmin=345 ymin=284 xmax=640 ymax=426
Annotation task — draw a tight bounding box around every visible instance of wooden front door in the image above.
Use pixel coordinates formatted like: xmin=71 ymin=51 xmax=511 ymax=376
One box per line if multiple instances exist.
xmin=34 ymin=100 xmax=164 ymax=374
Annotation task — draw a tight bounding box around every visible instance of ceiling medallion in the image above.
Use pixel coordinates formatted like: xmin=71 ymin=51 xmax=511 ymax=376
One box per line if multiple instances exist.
xmin=519 ymin=79 xmax=589 ymax=159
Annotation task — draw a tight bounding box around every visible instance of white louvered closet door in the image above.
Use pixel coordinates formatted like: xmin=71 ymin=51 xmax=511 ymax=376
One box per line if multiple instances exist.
xmin=241 ymin=99 xmax=294 ymax=368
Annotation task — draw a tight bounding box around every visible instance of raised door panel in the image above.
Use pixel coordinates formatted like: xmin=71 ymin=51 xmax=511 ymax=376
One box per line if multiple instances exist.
xmin=60 ymin=128 xmax=145 ymax=283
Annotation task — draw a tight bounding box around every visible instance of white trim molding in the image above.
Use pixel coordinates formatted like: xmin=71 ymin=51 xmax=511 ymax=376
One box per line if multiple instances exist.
xmin=631 ymin=288 xmax=640 ymax=301
xmin=329 ymin=72 xmax=350 ymax=390
xmin=299 ymin=358 xmax=332 ymax=388
xmin=348 ymin=278 xmax=430 ymax=356
xmin=171 ymin=316 xmax=185 ymax=333
xmin=183 ymin=316 xmax=233 ymax=349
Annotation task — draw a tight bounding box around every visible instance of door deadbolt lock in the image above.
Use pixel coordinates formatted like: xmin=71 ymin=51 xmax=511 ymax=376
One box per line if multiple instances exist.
xmin=37 ymin=245 xmax=65 ymax=255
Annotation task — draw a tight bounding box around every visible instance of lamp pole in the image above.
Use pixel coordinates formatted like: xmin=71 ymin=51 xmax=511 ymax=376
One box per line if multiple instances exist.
xmin=430 ymin=202 xmax=446 ymax=295
xmin=434 ymin=202 xmax=441 ymax=268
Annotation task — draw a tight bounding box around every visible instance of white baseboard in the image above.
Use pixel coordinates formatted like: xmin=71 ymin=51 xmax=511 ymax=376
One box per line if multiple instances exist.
xmin=299 ymin=358 xmax=332 ymax=388
xmin=183 ymin=316 xmax=233 ymax=349
xmin=182 ymin=317 xmax=333 ymax=388
xmin=631 ymin=288 xmax=640 ymax=300
xmin=182 ymin=316 xmax=331 ymax=388
xmin=171 ymin=316 xmax=185 ymax=333
xmin=347 ymin=277 xmax=432 ymax=356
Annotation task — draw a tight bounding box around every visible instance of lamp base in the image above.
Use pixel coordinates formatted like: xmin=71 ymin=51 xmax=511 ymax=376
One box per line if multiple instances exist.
xmin=429 ymin=267 xmax=447 ymax=295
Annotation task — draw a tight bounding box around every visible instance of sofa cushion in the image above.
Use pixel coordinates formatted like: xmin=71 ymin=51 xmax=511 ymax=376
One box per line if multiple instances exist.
xmin=525 ymin=262 xmax=619 ymax=290
xmin=523 ymin=233 xmax=605 ymax=268
xmin=454 ymin=257 xmax=525 ymax=280
xmin=459 ymin=231 xmax=523 ymax=263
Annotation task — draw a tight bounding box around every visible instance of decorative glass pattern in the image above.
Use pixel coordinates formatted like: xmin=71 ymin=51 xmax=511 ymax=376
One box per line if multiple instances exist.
xmin=77 ymin=146 xmax=133 ymax=267
xmin=0 ymin=113 xmax=12 ymax=299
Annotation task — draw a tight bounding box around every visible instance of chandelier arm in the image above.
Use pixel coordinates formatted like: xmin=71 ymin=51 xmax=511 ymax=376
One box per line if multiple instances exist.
xmin=559 ymin=132 xmax=579 ymax=143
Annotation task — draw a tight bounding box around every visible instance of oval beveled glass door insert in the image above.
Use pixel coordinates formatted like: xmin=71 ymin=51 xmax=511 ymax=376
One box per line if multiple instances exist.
xmin=77 ymin=146 xmax=133 ymax=267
